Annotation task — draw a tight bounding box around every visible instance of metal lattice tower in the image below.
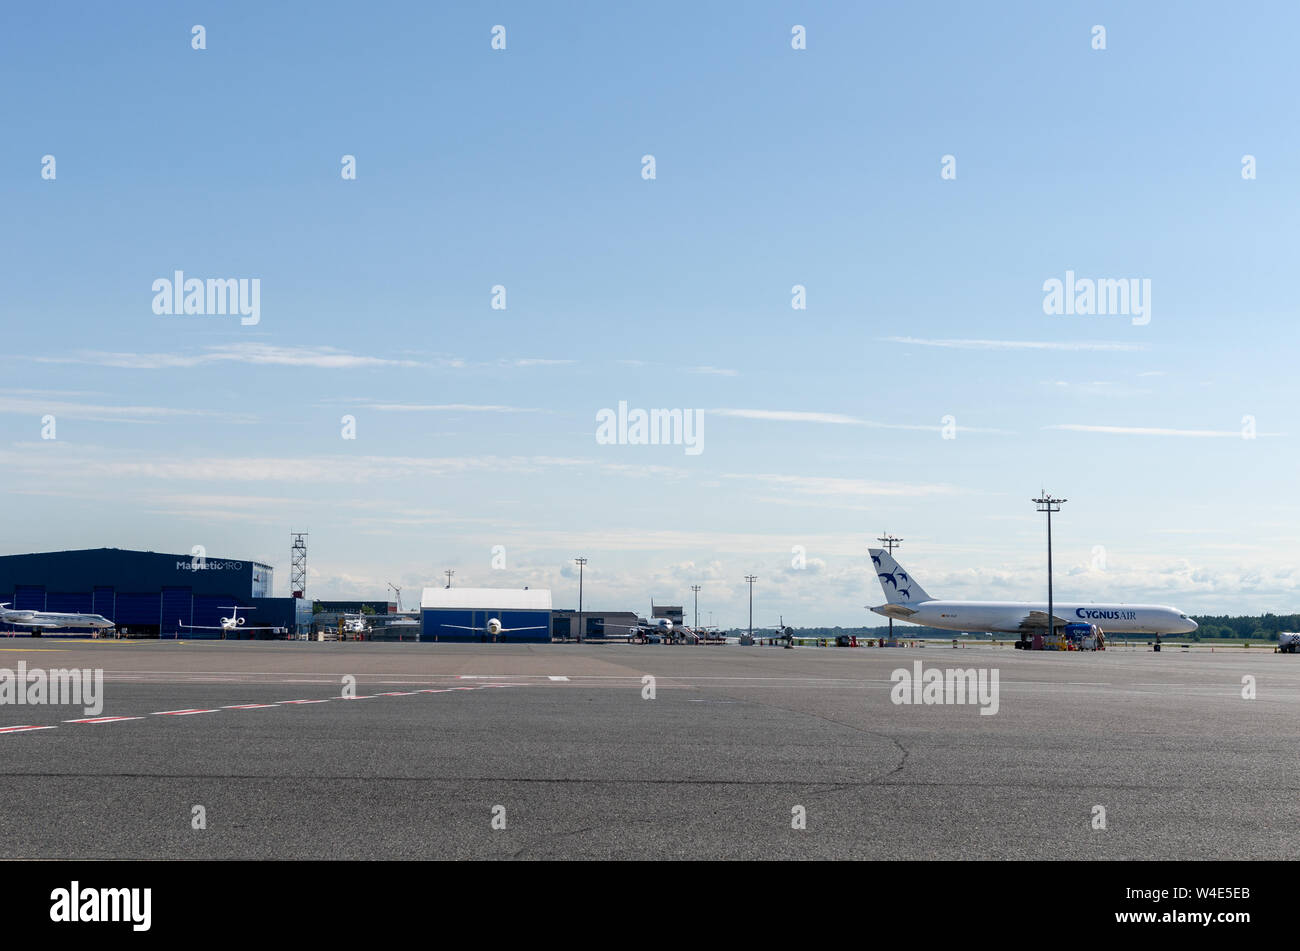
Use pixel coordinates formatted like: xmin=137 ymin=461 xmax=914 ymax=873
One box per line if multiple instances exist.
xmin=290 ymin=533 xmax=308 ymax=598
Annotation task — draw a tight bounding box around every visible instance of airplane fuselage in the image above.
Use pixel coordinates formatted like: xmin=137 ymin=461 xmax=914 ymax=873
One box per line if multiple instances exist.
xmin=872 ymin=599 xmax=1197 ymax=635
xmin=0 ymin=609 xmax=115 ymax=630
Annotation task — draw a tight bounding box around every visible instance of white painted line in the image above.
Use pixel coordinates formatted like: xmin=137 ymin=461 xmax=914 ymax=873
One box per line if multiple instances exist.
xmin=222 ymin=703 xmax=280 ymax=709
xmin=279 ymin=699 xmax=329 ymax=704
xmin=152 ymin=708 xmax=218 ymax=716
xmin=0 ymin=725 xmax=57 ymax=734
xmin=64 ymin=716 xmax=144 ymax=724
xmin=548 ymin=676 xmax=569 ymax=681
xmin=376 ymin=691 xmax=417 ymax=696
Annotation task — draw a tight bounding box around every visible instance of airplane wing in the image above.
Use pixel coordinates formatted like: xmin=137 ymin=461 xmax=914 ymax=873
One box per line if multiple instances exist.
xmin=437 ymin=623 xmax=547 ymax=633
xmin=1018 ymin=611 xmax=1070 ymax=631
xmin=179 ymin=622 xmax=284 ymax=631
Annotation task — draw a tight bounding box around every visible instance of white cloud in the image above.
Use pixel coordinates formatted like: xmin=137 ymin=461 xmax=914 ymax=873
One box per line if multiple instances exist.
xmin=361 ymin=403 xmax=547 ymax=414
xmin=0 ymin=393 xmax=245 ymax=424
xmin=711 ymin=407 xmax=1014 ymax=434
xmin=35 ymin=343 xmax=426 ymax=370
xmin=1046 ymin=424 xmax=1280 ymax=438
xmin=724 ymin=473 xmax=965 ymax=498
xmin=885 ymin=337 xmax=1146 ymax=352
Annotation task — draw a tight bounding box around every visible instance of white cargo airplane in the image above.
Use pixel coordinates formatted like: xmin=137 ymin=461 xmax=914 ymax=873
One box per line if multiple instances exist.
xmin=439 ymin=617 xmax=548 ymax=638
xmin=178 ymin=606 xmax=286 ymax=637
xmin=0 ymin=603 xmax=115 ymax=634
xmin=867 ymin=549 xmax=1197 ymax=637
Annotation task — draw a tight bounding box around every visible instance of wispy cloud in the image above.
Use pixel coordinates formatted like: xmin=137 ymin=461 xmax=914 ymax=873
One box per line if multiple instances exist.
xmin=0 ymin=392 xmax=246 ymax=424
xmin=687 ymin=366 xmax=739 ymax=377
xmin=723 ymin=473 xmax=965 ymax=497
xmin=712 ymin=408 xmax=863 ymax=425
xmin=885 ymin=337 xmax=1146 ymax=352
xmin=34 ymin=343 xmax=426 ymax=370
xmin=712 ymin=407 xmax=1014 ymax=434
xmin=360 ymin=403 xmax=547 ymax=414
xmin=1046 ymin=424 xmax=1280 ymax=437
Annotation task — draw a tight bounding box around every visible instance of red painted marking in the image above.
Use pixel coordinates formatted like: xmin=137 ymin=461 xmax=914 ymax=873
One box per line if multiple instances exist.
xmin=0 ymin=725 xmax=57 ymax=734
xmin=279 ymin=699 xmax=329 ymax=704
xmin=222 ymin=704 xmax=279 ymax=710
xmin=64 ymin=716 xmax=144 ymax=724
xmin=375 ymin=691 xmax=417 ymax=696
xmin=152 ymin=708 xmax=218 ymax=716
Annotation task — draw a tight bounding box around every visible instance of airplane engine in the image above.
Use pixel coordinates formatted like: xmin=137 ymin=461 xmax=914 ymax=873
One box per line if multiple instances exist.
xmin=486 ymin=618 xmax=502 ymax=636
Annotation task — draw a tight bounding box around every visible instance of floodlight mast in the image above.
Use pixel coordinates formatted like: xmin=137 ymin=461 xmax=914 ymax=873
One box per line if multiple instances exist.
xmin=1032 ymin=493 xmax=1067 ymax=645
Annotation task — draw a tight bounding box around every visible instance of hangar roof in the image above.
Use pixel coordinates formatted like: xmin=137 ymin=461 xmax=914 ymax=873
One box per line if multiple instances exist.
xmin=420 ymin=587 xmax=552 ymax=611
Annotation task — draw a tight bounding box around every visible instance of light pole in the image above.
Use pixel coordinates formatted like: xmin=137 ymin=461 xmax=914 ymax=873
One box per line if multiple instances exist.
xmin=444 ymin=569 xmax=454 ymax=589
xmin=877 ymin=533 xmax=902 ymax=644
xmin=690 ymin=584 xmax=701 ymax=631
xmin=574 ymin=557 xmax=587 ymax=643
xmin=1032 ymin=493 xmax=1067 ymax=648
xmin=745 ymin=575 xmax=757 ymax=640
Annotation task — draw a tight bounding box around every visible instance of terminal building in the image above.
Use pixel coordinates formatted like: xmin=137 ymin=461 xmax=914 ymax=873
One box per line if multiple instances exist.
xmin=420 ymin=587 xmax=552 ymax=643
xmin=0 ymin=548 xmax=311 ymax=637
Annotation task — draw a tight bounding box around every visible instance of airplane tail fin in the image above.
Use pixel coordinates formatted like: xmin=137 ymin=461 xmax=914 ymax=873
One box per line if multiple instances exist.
xmin=868 ymin=549 xmax=934 ymax=604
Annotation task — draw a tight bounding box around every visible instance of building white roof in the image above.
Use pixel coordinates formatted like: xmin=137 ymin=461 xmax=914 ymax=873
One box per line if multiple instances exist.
xmin=420 ymin=587 xmax=552 ymax=611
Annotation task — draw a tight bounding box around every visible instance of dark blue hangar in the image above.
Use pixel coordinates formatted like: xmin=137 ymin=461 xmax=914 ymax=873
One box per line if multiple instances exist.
xmin=0 ymin=548 xmax=311 ymax=637
xmin=420 ymin=587 xmax=553 ymax=643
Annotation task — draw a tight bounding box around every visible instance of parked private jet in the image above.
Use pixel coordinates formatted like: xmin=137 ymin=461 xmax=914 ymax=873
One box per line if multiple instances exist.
xmin=867 ymin=549 xmax=1197 ymax=638
xmin=438 ymin=617 xmax=548 ymax=639
xmin=602 ymin=615 xmax=687 ymax=643
xmin=178 ymin=606 xmax=286 ymax=637
xmin=0 ymin=603 xmax=115 ymax=635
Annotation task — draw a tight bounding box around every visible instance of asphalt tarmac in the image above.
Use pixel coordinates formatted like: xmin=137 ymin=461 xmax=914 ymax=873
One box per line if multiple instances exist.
xmin=0 ymin=638 xmax=1295 ymax=859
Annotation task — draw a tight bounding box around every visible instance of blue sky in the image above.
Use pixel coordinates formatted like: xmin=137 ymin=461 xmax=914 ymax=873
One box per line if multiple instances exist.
xmin=2 ymin=2 xmax=1298 ymax=624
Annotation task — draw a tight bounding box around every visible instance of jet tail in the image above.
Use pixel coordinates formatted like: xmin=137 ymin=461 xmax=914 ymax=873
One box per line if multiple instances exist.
xmin=868 ymin=549 xmax=933 ymax=604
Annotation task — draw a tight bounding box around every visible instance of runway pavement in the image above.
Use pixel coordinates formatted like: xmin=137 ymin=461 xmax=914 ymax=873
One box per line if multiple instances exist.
xmin=0 ymin=639 xmax=1296 ymax=859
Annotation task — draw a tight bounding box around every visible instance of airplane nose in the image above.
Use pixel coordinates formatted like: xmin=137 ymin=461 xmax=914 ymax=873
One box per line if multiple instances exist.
xmin=1187 ymin=618 xmax=1198 ymax=632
